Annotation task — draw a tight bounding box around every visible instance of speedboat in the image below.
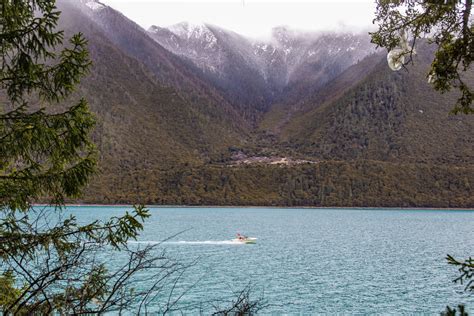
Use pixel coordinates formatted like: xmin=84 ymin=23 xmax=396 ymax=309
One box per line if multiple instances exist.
xmin=232 ymin=234 xmax=257 ymax=244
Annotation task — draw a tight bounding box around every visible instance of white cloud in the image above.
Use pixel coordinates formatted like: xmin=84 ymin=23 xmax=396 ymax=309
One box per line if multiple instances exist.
xmin=100 ymin=0 xmax=376 ymax=38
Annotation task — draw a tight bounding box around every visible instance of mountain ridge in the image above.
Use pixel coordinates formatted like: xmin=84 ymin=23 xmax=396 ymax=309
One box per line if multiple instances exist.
xmin=54 ymin=0 xmax=474 ymax=207
xmin=148 ymin=21 xmax=375 ymax=122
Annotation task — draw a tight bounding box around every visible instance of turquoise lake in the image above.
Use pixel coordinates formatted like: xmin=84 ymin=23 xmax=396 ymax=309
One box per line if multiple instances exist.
xmin=65 ymin=206 xmax=473 ymax=314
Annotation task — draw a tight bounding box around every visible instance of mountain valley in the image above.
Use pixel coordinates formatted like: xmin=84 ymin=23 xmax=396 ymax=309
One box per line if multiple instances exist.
xmin=58 ymin=0 xmax=474 ymax=207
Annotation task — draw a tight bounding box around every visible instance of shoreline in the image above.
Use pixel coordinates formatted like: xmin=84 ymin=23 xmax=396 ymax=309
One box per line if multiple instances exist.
xmin=33 ymin=204 xmax=474 ymax=211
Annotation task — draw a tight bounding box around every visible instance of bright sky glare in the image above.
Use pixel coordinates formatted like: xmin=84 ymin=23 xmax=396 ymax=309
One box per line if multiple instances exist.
xmin=100 ymin=0 xmax=377 ymax=38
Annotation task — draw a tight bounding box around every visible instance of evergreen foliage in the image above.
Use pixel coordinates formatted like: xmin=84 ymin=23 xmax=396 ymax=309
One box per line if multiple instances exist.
xmin=0 ymin=3 xmax=264 ymax=313
xmin=441 ymin=255 xmax=473 ymax=315
xmin=0 ymin=0 xmax=95 ymax=211
xmin=371 ymin=0 xmax=473 ymax=114
xmin=371 ymin=4 xmax=473 ymax=313
xmin=0 ymin=1 xmax=158 ymax=313
xmin=447 ymin=255 xmax=474 ymax=293
xmin=442 ymin=305 xmax=469 ymax=316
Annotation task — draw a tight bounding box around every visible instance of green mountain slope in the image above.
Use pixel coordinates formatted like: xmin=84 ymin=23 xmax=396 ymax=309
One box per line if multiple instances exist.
xmin=53 ymin=3 xmax=474 ymax=207
xmin=56 ymin=2 xmax=249 ymax=198
xmin=70 ymin=1 xmax=251 ymax=131
xmin=274 ymin=47 xmax=474 ymax=164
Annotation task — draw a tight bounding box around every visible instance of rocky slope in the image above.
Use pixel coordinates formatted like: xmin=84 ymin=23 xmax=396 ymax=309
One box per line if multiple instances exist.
xmin=148 ymin=22 xmax=374 ymax=121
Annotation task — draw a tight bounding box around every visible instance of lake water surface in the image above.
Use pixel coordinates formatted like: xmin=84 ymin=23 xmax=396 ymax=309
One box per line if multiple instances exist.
xmin=67 ymin=206 xmax=474 ymax=314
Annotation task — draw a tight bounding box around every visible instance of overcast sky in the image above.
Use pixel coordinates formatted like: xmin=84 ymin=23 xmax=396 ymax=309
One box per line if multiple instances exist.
xmin=100 ymin=0 xmax=377 ymax=38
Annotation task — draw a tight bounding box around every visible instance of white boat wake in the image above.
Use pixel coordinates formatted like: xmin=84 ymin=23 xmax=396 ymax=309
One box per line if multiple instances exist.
xmin=128 ymin=240 xmax=245 ymax=246
xmin=171 ymin=240 xmax=247 ymax=245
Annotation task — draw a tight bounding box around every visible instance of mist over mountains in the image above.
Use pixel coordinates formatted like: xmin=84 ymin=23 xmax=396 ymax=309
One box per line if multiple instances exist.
xmin=59 ymin=0 xmax=474 ymax=207
xmin=148 ymin=21 xmax=374 ymax=121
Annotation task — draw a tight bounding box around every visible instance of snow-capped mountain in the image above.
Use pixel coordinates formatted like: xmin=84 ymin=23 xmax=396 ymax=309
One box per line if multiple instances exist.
xmin=66 ymin=0 xmax=251 ymax=129
xmin=53 ymin=0 xmax=474 ymax=207
xmin=149 ymin=23 xmax=232 ymax=76
xmin=149 ymin=22 xmax=277 ymax=116
xmin=269 ymin=27 xmax=372 ymax=84
xmin=148 ymin=23 xmax=375 ymax=112
xmin=78 ymin=0 xmax=106 ymax=12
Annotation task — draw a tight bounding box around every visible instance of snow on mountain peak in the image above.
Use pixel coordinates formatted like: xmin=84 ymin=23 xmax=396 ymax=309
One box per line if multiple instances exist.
xmin=149 ymin=22 xmax=374 ymax=91
xmin=169 ymin=22 xmax=206 ymax=38
xmin=81 ymin=0 xmax=106 ymax=11
xmin=166 ymin=22 xmax=218 ymax=48
xmin=272 ymin=26 xmax=293 ymax=43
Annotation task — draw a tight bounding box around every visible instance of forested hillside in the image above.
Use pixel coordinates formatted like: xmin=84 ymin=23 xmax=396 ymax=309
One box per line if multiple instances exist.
xmin=58 ymin=1 xmax=249 ymax=170
xmin=83 ymin=162 xmax=474 ymax=208
xmin=58 ymin=0 xmax=473 ymax=207
xmin=272 ymin=45 xmax=474 ymax=164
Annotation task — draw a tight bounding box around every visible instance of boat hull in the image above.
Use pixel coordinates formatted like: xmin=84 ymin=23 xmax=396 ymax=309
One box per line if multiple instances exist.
xmin=232 ymin=238 xmax=257 ymax=244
